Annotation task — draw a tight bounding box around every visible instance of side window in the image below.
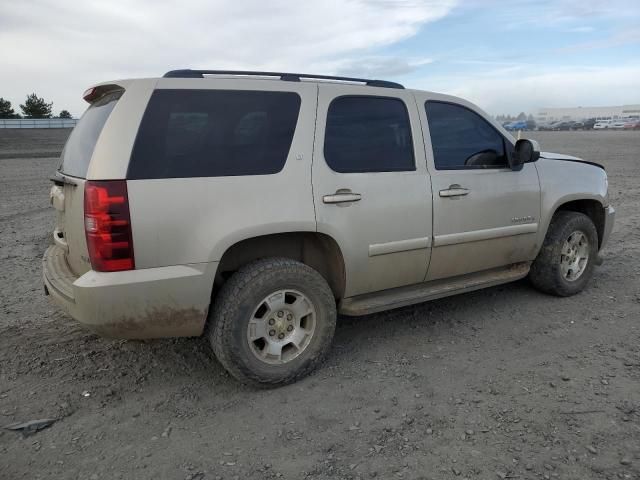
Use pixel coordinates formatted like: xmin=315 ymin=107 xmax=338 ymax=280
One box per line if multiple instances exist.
xmin=425 ymin=101 xmax=508 ymax=170
xmin=324 ymin=96 xmax=415 ymax=173
xmin=128 ymin=90 xmax=301 ymax=179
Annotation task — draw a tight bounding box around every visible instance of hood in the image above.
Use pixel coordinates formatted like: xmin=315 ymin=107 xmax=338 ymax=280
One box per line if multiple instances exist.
xmin=540 ymin=151 xmax=605 ymax=170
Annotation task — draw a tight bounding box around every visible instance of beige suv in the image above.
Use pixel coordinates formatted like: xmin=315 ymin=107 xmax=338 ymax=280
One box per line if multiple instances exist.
xmin=44 ymin=69 xmax=615 ymax=386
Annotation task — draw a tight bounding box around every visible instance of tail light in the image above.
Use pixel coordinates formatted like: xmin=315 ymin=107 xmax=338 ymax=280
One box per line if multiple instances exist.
xmin=83 ymin=87 xmax=99 ymax=103
xmin=84 ymin=180 xmax=135 ymax=272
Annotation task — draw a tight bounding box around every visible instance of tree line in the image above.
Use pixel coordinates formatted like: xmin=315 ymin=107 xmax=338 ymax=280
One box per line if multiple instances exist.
xmin=0 ymin=96 xmax=538 ymax=124
xmin=0 ymin=94 xmax=71 ymax=119
xmin=494 ymin=112 xmax=536 ymax=122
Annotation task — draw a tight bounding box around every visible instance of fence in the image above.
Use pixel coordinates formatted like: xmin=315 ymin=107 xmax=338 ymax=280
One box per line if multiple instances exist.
xmin=0 ymin=118 xmax=77 ymax=129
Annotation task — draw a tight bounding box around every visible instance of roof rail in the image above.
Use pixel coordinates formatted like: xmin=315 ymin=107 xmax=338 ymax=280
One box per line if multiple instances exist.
xmin=162 ymin=69 xmax=404 ymax=89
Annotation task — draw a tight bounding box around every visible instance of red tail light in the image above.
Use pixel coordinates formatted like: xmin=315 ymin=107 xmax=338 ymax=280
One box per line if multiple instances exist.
xmin=83 ymin=87 xmax=98 ymax=103
xmin=84 ymin=180 xmax=135 ymax=272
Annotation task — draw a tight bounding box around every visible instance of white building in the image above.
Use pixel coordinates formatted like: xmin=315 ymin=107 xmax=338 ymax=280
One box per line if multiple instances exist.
xmin=536 ymin=104 xmax=640 ymax=123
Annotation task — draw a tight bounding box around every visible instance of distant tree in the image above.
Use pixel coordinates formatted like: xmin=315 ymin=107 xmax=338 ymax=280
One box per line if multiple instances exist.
xmin=58 ymin=110 xmax=72 ymax=119
xmin=0 ymin=98 xmax=20 ymax=118
xmin=527 ymin=113 xmax=535 ymax=121
xmin=20 ymin=93 xmax=53 ymax=118
xmin=517 ymin=112 xmax=526 ymax=121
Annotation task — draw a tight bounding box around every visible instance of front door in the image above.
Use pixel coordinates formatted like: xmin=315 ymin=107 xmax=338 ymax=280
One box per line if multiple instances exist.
xmin=415 ymin=96 xmax=541 ymax=281
xmin=312 ymin=84 xmax=433 ymax=297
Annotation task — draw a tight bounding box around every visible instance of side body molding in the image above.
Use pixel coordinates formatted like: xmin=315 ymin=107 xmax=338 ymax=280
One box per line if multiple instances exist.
xmin=369 ymin=237 xmax=431 ymax=257
xmin=433 ymin=223 xmax=538 ymax=247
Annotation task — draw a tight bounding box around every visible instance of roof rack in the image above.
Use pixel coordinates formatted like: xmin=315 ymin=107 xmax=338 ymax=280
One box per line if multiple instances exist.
xmin=162 ymin=69 xmax=404 ymax=89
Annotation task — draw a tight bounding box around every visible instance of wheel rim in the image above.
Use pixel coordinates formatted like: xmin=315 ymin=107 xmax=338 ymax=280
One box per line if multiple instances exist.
xmin=246 ymin=289 xmax=316 ymax=365
xmin=560 ymin=231 xmax=590 ymax=282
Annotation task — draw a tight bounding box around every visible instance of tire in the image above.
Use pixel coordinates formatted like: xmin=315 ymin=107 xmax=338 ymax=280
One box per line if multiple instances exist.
xmin=208 ymin=258 xmax=337 ymax=387
xmin=529 ymin=211 xmax=598 ymax=296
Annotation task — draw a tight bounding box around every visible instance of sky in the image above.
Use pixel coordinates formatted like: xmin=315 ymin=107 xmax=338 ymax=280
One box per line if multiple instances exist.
xmin=1 ymin=0 xmax=639 ymax=118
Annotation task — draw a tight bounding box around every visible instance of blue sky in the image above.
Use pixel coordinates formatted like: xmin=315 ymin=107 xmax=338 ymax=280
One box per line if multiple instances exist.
xmin=1 ymin=0 xmax=639 ymax=117
xmin=336 ymin=0 xmax=640 ymax=114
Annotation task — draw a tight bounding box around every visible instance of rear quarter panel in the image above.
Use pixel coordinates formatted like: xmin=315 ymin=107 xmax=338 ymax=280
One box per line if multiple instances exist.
xmin=126 ymin=78 xmax=318 ymax=268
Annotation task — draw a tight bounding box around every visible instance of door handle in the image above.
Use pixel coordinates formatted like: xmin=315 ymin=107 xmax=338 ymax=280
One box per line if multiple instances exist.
xmin=439 ymin=184 xmax=470 ymax=198
xmin=323 ymin=190 xmax=362 ymax=204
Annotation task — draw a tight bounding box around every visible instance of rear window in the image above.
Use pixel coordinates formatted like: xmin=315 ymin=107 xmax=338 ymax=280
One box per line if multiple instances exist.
xmin=127 ymin=89 xmax=301 ymax=179
xmin=58 ymin=90 xmax=122 ymax=178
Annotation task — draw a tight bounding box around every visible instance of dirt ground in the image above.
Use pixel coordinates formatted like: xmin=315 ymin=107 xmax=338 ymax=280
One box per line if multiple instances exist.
xmin=1 ymin=129 xmax=639 ymax=480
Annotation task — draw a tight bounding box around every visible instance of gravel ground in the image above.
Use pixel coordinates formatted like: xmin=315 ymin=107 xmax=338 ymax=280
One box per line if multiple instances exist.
xmin=0 ymin=129 xmax=72 ymax=160
xmin=1 ymin=129 xmax=639 ymax=480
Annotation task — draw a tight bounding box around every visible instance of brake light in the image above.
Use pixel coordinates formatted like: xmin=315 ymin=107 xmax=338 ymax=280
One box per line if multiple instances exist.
xmin=83 ymin=87 xmax=98 ymax=103
xmin=84 ymin=180 xmax=135 ymax=272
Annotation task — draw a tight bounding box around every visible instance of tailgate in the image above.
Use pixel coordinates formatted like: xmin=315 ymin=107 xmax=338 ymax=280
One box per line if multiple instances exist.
xmin=50 ymin=177 xmax=90 ymax=275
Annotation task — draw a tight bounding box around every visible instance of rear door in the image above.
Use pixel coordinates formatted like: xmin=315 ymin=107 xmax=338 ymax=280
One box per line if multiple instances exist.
xmin=312 ymin=85 xmax=432 ymax=297
xmin=52 ymin=89 xmax=124 ymax=275
xmin=415 ymin=95 xmax=541 ymax=281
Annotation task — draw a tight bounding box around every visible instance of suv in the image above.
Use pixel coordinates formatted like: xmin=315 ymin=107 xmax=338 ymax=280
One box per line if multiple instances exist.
xmin=594 ymin=120 xmax=611 ymax=130
xmin=44 ymin=69 xmax=615 ymax=386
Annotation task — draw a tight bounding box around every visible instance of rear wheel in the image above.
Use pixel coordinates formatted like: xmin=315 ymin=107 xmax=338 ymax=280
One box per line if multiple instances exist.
xmin=529 ymin=211 xmax=598 ymax=296
xmin=209 ymin=258 xmax=336 ymax=387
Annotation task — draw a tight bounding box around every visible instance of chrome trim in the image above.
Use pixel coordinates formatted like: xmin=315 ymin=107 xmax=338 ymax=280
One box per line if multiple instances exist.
xmin=50 ymin=171 xmax=82 ymax=186
xmin=439 ymin=187 xmax=470 ymax=198
xmin=322 ymin=193 xmax=362 ymax=204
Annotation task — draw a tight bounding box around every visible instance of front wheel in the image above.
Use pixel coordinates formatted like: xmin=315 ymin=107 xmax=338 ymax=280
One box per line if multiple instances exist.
xmin=529 ymin=211 xmax=598 ymax=296
xmin=208 ymin=258 xmax=337 ymax=387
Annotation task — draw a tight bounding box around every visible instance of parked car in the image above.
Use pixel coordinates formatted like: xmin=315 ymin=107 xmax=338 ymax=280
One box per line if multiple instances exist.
xmin=583 ymin=118 xmax=596 ymax=130
xmin=593 ymin=120 xmax=611 ymax=130
xmin=536 ymin=122 xmax=554 ymax=131
xmin=623 ymin=119 xmax=640 ymax=130
xmin=44 ymin=69 xmax=615 ymax=386
xmin=551 ymin=121 xmax=573 ymax=131
xmin=610 ymin=119 xmax=628 ymax=129
xmin=570 ymin=121 xmax=584 ymax=130
xmin=504 ymin=120 xmax=527 ymax=131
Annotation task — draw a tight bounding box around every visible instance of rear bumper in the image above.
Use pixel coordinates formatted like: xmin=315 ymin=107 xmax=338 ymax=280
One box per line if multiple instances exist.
xmin=43 ymin=245 xmax=217 ymax=339
xmin=601 ymin=205 xmax=615 ymax=250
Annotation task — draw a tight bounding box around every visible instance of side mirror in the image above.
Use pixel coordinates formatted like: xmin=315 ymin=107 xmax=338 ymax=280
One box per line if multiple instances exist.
xmin=511 ymin=138 xmax=540 ymax=171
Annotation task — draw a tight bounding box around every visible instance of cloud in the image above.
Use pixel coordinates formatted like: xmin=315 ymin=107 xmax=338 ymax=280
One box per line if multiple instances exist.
xmin=0 ymin=0 xmax=456 ymax=115
xmin=461 ymin=0 xmax=640 ymax=31
xmin=558 ymin=28 xmax=640 ymax=52
xmin=2 ymin=0 xmax=638 ymax=117
xmin=566 ymin=26 xmax=595 ymax=33
xmin=419 ymin=64 xmax=640 ymax=114
xmin=545 ymin=0 xmax=640 ymax=21
xmin=331 ymin=56 xmax=434 ymax=77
